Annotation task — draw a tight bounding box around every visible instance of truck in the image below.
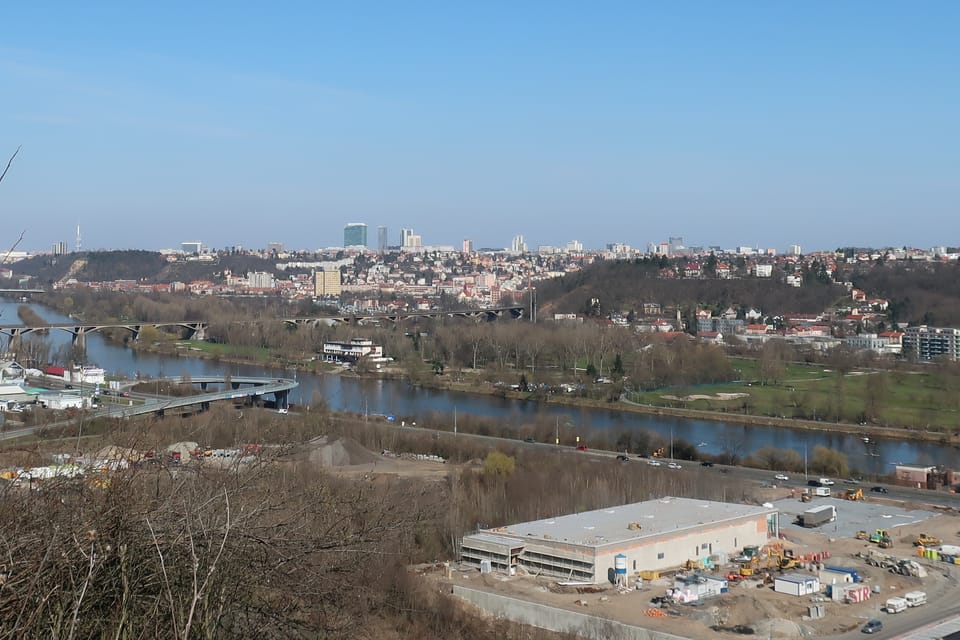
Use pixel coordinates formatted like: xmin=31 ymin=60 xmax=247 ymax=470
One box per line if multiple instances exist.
xmin=885 ymin=596 xmax=908 ymax=613
xmin=797 ymin=504 xmax=836 ymax=528
xmin=813 ymin=487 xmax=832 ymax=497
xmin=904 ymin=591 xmax=926 ymax=607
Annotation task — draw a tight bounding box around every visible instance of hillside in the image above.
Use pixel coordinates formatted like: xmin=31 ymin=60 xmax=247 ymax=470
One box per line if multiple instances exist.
xmin=536 ymin=260 xmax=847 ymax=316
xmin=11 ymin=250 xmax=285 ymax=284
xmin=849 ymin=261 xmax=960 ymax=326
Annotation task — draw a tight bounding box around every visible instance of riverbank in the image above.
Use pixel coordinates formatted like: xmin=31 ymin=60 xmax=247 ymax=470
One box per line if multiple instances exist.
xmin=109 ymin=336 xmax=960 ymax=448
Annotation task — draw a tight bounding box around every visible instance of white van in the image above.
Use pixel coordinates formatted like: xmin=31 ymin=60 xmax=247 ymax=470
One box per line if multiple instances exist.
xmin=885 ymin=597 xmax=908 ymax=614
xmin=904 ymin=591 xmax=926 ymax=607
xmin=818 ymin=477 xmax=835 ymax=486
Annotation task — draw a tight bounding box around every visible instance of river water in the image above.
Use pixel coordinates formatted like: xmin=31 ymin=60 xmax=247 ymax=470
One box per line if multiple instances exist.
xmin=0 ymin=298 xmax=952 ymax=472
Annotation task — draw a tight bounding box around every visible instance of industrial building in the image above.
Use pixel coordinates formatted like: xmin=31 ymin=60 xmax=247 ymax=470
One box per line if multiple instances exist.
xmin=460 ymin=497 xmax=779 ymax=584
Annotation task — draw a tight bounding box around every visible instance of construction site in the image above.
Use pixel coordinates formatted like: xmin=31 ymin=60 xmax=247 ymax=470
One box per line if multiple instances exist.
xmin=446 ymin=485 xmax=960 ymax=639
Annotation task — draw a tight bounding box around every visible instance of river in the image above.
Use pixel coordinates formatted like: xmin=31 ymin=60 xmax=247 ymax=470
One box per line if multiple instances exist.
xmin=0 ymin=298 xmax=952 ymax=473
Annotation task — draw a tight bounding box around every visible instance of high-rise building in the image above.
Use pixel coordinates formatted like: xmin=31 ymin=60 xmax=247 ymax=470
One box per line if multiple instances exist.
xmin=314 ymin=269 xmax=342 ymax=298
xmin=400 ymin=228 xmax=414 ymax=248
xmin=53 ymin=241 xmax=68 ymax=256
xmin=462 ymin=239 xmax=474 ymax=253
xmin=511 ymin=235 xmax=527 ymax=253
xmin=377 ymin=226 xmax=388 ymax=252
xmin=344 ymin=223 xmax=368 ymax=248
xmin=789 ymin=244 xmax=802 ymax=256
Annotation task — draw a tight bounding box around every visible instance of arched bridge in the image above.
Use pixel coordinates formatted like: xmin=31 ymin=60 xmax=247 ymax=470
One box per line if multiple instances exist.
xmin=98 ymin=375 xmax=298 ymax=419
xmin=280 ymin=305 xmax=525 ymax=328
xmin=0 ymin=305 xmax=526 ymax=347
xmin=0 ymin=321 xmax=207 ymax=349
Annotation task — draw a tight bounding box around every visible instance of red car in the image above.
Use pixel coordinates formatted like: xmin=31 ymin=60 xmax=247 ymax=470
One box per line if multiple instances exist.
xmin=576 ymin=444 xmax=588 ymax=451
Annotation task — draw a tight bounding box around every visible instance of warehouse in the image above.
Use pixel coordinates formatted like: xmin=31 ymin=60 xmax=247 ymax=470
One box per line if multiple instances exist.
xmin=460 ymin=497 xmax=778 ymax=584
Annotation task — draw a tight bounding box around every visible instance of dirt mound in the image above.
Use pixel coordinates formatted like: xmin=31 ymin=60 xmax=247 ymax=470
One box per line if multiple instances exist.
xmin=305 ymin=436 xmax=381 ymax=467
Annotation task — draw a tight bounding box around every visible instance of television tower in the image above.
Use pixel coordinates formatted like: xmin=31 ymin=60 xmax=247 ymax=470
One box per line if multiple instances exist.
xmin=75 ymin=224 xmax=82 ymax=253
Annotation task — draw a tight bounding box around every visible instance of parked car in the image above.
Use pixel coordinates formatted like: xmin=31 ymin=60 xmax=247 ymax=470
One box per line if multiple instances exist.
xmin=870 ymin=486 xmax=889 ymax=494
xmin=667 ymin=462 xmax=682 ymax=469
xmin=774 ymin=473 xmax=789 ymax=481
xmin=861 ymin=619 xmax=883 ymax=634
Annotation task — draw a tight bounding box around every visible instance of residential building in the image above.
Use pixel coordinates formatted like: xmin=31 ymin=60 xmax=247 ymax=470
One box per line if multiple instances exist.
xmin=314 ymin=269 xmax=342 ymax=298
xmin=462 ymin=239 xmax=474 ymax=254
xmin=510 ymin=235 xmax=527 ymax=253
xmin=248 ymin=272 xmax=275 ymax=289
xmin=322 ymin=338 xmax=384 ymax=362
xmin=53 ymin=241 xmax=68 ymax=256
xmin=902 ymin=325 xmax=960 ymax=361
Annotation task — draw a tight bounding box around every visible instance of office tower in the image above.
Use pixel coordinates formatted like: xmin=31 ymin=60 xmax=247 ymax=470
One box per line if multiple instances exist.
xmin=462 ymin=239 xmax=474 ymax=253
xmin=344 ymin=223 xmax=368 ymax=248
xmin=377 ymin=226 xmax=388 ymax=252
xmin=511 ymin=235 xmax=527 ymax=253
xmin=181 ymin=241 xmax=203 ymax=255
xmin=400 ymin=228 xmax=414 ymax=248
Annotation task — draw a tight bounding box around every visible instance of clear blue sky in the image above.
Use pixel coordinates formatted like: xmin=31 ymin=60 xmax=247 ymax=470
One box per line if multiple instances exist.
xmin=2 ymin=2 xmax=958 ymax=253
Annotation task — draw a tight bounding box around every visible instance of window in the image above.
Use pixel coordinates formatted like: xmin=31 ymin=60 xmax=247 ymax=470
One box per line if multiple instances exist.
xmin=633 ymin=560 xmax=636 ymax=570
xmin=657 ymin=552 xmax=665 ymax=560
xmin=701 ymin=543 xmax=709 ymax=550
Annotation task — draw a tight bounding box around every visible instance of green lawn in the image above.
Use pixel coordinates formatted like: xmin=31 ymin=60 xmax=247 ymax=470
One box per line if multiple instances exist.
xmin=627 ymin=357 xmax=960 ymax=432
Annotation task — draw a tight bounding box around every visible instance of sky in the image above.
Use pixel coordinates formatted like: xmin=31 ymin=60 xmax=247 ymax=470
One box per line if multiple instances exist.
xmin=1 ymin=2 xmax=958 ymax=254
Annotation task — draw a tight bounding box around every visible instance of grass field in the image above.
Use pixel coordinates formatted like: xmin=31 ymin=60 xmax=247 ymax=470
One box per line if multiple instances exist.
xmin=627 ymin=357 xmax=960 ymax=432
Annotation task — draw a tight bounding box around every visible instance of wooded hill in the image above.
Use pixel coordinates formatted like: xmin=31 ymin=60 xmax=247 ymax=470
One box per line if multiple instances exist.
xmin=536 ymin=260 xmax=847 ymax=317
xmin=12 ymin=250 xmax=289 ymax=284
xmin=848 ymin=261 xmax=960 ymax=327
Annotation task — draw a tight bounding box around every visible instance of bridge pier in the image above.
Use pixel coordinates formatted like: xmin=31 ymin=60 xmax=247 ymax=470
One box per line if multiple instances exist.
xmin=71 ymin=327 xmax=87 ymax=350
xmin=276 ymin=389 xmax=289 ymax=410
xmin=190 ymin=323 xmax=207 ymax=341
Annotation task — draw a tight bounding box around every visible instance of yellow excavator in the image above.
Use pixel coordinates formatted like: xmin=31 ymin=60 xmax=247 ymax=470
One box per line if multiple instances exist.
xmin=844 ymin=488 xmax=863 ymax=501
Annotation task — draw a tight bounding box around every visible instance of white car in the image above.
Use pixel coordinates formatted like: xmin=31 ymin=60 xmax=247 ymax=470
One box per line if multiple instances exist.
xmin=647 ymin=459 xmax=662 ymax=466
xmin=667 ymin=462 xmax=682 ymax=469
xmin=774 ymin=473 xmax=789 ymax=481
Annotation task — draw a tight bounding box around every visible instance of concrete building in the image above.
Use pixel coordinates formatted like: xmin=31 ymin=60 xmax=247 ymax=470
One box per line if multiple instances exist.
xmin=377 ymin=226 xmax=388 ymax=253
xmin=314 ymin=269 xmax=342 ymax=298
xmin=181 ymin=241 xmax=203 ymax=255
xmin=902 ymin=325 xmax=960 ymax=361
xmin=343 ymin=223 xmax=368 ymax=248
xmin=460 ymin=497 xmax=778 ymax=584
xmin=321 ymin=338 xmax=383 ymax=362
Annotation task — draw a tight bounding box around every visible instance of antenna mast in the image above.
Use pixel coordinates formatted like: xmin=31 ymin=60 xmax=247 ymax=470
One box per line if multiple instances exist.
xmin=76 ymin=224 xmax=82 ymax=253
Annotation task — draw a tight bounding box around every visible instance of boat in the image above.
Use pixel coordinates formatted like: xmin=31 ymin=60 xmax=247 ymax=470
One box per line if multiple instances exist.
xmin=697 ymin=442 xmax=708 ymax=447
xmin=862 ymin=437 xmax=870 ymax=443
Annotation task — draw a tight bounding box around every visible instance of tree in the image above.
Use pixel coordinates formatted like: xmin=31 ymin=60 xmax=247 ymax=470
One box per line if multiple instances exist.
xmin=482 ymin=451 xmax=516 ymax=476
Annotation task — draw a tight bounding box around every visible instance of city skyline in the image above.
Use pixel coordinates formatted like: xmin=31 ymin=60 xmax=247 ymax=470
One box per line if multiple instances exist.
xmin=2 ymin=3 xmax=958 ymax=253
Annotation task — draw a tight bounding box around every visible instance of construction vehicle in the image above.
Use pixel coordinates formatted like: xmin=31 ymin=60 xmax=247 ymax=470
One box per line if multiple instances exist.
xmin=914 ymin=533 xmax=941 ymax=547
xmin=652 ymin=447 xmax=665 ymax=458
xmin=844 ymin=488 xmax=864 ymax=501
xmin=869 ymin=529 xmax=893 ymax=548
xmin=855 ymin=530 xmax=870 ymax=541
xmin=801 ymin=492 xmax=812 ymax=503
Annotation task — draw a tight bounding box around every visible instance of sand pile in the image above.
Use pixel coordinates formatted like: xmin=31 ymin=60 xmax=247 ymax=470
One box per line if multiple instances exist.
xmin=306 ymin=436 xmax=381 ymax=467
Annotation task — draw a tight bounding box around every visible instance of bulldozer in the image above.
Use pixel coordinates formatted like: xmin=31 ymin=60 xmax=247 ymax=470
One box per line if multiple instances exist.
xmin=855 ymin=530 xmax=870 ymax=541
xmin=844 ymin=488 xmax=864 ymax=501
xmin=914 ymin=533 xmax=942 ymax=547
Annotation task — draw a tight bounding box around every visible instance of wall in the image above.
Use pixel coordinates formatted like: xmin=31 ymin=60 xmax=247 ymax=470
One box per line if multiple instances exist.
xmin=452 ymin=585 xmax=689 ymax=640
xmin=595 ymin=516 xmax=770 ymax=582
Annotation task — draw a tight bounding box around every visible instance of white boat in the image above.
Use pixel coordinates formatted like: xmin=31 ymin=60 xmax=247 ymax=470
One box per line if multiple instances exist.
xmin=697 ymin=441 xmax=708 ymax=447
xmin=862 ymin=437 xmax=870 ymax=443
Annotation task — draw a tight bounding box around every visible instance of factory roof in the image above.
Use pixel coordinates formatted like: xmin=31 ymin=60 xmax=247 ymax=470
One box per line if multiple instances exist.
xmin=484 ymin=497 xmax=775 ymax=549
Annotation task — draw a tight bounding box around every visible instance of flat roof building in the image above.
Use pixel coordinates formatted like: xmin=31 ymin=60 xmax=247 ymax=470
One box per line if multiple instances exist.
xmin=461 ymin=497 xmax=778 ymax=584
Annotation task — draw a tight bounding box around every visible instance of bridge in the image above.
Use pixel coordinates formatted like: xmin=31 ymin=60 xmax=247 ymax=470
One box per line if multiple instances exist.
xmin=279 ymin=305 xmax=525 ymax=327
xmin=0 ymin=289 xmax=45 ymax=294
xmin=97 ymin=375 xmax=298 ymax=419
xmin=0 ymin=321 xmax=208 ymax=349
xmin=0 ymin=305 xmax=526 ymax=348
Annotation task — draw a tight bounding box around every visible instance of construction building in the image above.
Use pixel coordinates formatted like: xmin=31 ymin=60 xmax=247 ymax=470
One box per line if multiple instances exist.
xmin=460 ymin=497 xmax=778 ymax=584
